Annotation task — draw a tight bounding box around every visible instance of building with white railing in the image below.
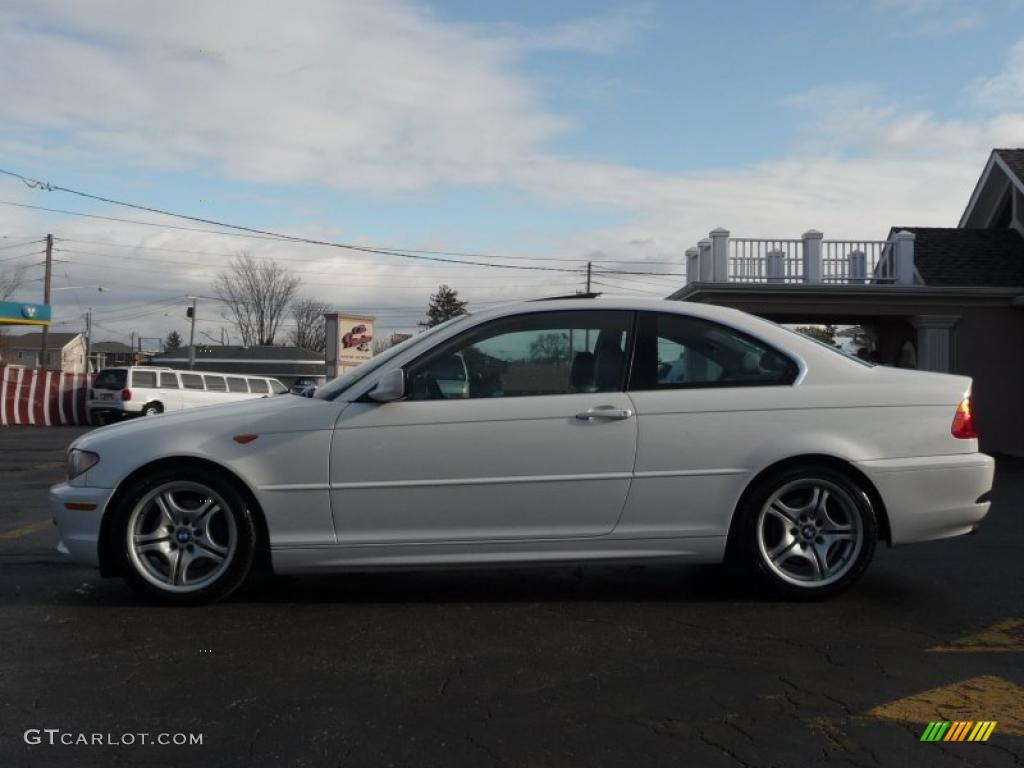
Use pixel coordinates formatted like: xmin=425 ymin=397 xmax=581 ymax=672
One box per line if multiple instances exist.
xmin=669 ymin=149 xmax=1024 ymax=456
xmin=682 ymin=228 xmax=917 ymax=287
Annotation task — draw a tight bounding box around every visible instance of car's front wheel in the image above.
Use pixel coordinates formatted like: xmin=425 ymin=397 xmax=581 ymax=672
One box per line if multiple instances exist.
xmin=115 ymin=469 xmax=256 ymax=604
xmin=732 ymin=465 xmax=877 ymax=599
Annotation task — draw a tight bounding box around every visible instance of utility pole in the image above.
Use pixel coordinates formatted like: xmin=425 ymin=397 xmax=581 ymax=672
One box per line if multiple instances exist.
xmin=187 ymin=297 xmax=198 ymax=369
xmin=85 ymin=308 xmax=92 ymax=373
xmin=39 ymin=234 xmax=53 ymax=369
xmin=586 ymin=261 xmax=592 ymax=294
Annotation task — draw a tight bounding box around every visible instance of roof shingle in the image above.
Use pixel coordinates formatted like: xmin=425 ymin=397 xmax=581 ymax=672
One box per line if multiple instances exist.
xmin=995 ymin=148 xmax=1024 ymax=183
xmin=887 ymin=227 xmax=1024 ymax=287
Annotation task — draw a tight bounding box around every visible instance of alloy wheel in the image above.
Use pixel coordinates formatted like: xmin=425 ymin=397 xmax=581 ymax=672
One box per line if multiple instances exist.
xmin=755 ymin=478 xmax=863 ymax=588
xmin=125 ymin=481 xmax=238 ymax=593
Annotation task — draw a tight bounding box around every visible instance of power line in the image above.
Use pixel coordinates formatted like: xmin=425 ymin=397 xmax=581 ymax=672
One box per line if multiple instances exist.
xmin=53 ymin=248 xmax=582 ymax=286
xmin=0 ymin=237 xmax=43 ymax=251
xmin=0 ymin=171 xmax=582 ymax=273
xmin=0 ymin=249 xmax=45 ymax=263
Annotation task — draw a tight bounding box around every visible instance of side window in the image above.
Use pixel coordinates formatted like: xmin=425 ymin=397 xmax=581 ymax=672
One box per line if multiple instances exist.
xmin=406 ymin=310 xmax=632 ymax=401
xmin=158 ymin=372 xmax=180 ymax=389
xmin=269 ymin=379 xmax=287 ymax=394
xmin=180 ymin=373 xmax=204 ymax=390
xmin=204 ymin=375 xmax=227 ymax=392
xmin=131 ymin=370 xmax=157 ymax=389
xmin=631 ymin=312 xmax=797 ymax=390
xmin=226 ymin=377 xmax=248 ymax=393
xmin=248 ymin=378 xmax=269 ymax=394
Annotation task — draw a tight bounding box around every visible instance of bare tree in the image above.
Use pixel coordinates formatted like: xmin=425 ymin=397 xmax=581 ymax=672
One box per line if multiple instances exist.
xmin=288 ymin=297 xmax=328 ymax=354
xmin=215 ymin=252 xmax=301 ymax=346
xmin=0 ymin=264 xmax=26 ymax=300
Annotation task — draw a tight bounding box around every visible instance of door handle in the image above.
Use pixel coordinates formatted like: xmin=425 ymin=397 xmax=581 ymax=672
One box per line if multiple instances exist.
xmin=576 ymin=406 xmax=634 ymax=421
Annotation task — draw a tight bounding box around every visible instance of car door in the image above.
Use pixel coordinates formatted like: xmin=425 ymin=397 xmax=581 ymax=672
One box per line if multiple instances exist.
xmin=330 ymin=309 xmax=638 ymax=544
xmin=618 ymin=310 xmax=801 ymax=538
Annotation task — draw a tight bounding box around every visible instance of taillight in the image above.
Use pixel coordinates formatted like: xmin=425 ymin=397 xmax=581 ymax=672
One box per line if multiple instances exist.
xmin=951 ymin=395 xmax=977 ymax=439
xmin=121 ymin=388 xmax=132 ymax=402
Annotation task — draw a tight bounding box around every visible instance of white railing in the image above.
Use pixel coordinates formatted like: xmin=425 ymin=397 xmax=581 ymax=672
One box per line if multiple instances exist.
xmin=686 ymin=228 xmax=914 ymax=286
xmin=729 ymin=239 xmax=804 ymax=283
xmin=821 ymin=240 xmax=895 ymax=284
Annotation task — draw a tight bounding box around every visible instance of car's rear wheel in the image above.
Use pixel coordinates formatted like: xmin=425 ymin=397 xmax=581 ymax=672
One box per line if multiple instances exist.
xmin=732 ymin=465 xmax=877 ymax=599
xmin=141 ymin=402 xmax=163 ymax=417
xmin=116 ymin=469 xmax=255 ymax=604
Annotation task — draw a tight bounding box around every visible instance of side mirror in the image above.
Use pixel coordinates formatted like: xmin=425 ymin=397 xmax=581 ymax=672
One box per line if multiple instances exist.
xmin=369 ymin=368 xmax=406 ymax=402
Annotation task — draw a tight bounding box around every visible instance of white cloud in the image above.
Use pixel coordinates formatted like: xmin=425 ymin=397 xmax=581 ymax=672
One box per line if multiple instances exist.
xmin=2 ymin=2 xmax=1024 ymax=343
xmin=872 ymin=0 xmax=986 ymax=36
xmin=0 ymin=0 xmax=568 ymax=192
xmin=499 ymin=5 xmax=652 ymax=54
xmin=976 ymin=37 xmax=1024 ymax=107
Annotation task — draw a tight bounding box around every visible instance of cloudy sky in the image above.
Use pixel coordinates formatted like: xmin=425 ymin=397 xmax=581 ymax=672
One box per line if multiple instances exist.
xmin=1 ymin=0 xmax=1024 ymax=344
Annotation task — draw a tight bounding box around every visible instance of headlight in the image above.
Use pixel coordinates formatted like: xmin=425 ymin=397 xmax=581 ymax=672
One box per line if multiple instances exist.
xmin=67 ymin=448 xmax=100 ymax=480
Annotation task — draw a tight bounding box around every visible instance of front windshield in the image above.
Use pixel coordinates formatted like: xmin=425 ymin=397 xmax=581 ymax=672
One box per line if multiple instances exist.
xmin=315 ymin=314 xmax=473 ymax=401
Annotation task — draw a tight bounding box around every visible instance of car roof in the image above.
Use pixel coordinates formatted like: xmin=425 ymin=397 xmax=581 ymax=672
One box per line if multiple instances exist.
xmin=471 ymin=295 xmax=756 ymax=326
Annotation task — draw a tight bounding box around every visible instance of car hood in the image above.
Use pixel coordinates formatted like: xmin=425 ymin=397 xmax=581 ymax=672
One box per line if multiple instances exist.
xmin=74 ymin=395 xmax=341 ymax=452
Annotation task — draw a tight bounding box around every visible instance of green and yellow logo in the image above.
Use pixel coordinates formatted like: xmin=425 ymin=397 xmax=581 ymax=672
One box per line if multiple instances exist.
xmin=920 ymin=721 xmax=997 ymax=742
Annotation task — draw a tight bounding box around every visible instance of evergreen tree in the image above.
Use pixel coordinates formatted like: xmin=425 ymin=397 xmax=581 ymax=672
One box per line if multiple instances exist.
xmin=421 ymin=285 xmax=468 ymax=328
xmin=164 ymin=330 xmax=183 ymax=351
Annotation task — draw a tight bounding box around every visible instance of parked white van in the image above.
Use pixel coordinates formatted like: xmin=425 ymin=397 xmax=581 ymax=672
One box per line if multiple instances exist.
xmin=88 ymin=367 xmax=288 ymax=424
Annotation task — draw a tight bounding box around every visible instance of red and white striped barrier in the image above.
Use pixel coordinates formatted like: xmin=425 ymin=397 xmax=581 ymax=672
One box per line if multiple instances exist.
xmin=0 ymin=366 xmax=93 ymax=426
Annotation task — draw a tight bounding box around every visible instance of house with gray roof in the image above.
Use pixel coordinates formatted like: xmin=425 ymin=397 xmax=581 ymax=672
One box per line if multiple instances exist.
xmin=0 ymin=331 xmax=87 ymax=372
xmin=670 ymin=148 xmax=1024 ymax=455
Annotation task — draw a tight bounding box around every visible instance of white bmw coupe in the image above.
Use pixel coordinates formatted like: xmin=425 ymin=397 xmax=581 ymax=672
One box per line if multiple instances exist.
xmin=51 ymin=297 xmax=993 ymax=604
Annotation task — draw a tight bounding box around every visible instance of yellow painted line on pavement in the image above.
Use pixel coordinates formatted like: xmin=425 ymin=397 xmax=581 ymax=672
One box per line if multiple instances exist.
xmin=867 ymin=675 xmax=1024 ymax=736
xmin=928 ymin=618 xmax=1024 ymax=653
xmin=0 ymin=520 xmax=52 ymax=540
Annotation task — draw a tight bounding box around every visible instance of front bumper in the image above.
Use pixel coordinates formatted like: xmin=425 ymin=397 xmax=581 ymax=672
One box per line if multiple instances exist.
xmin=50 ymin=483 xmax=115 ymax=568
xmin=856 ymin=453 xmax=995 ymax=545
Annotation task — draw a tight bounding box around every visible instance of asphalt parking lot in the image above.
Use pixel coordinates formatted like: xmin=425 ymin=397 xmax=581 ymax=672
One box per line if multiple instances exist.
xmin=0 ymin=426 xmax=1021 ymax=768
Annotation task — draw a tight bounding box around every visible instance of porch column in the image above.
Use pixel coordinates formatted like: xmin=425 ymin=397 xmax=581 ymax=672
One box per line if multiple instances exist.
xmin=801 ymin=230 xmax=823 ymax=283
xmin=911 ymin=314 xmax=959 ymax=372
xmin=710 ymin=228 xmax=730 ymax=282
xmin=685 ymin=247 xmax=700 ymax=284
xmin=893 ymin=230 xmax=916 ymax=284
xmin=698 ymin=239 xmax=713 ymax=282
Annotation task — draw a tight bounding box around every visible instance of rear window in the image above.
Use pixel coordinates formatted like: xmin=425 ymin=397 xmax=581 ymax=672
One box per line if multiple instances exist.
xmin=131 ymin=370 xmax=157 ymax=388
xmin=159 ymin=372 xmax=179 ymax=388
xmin=180 ymin=373 xmax=203 ymax=390
xmin=226 ymin=377 xmax=248 ymax=393
xmin=93 ymin=369 xmax=127 ymax=390
xmin=248 ymin=378 xmax=269 ymax=394
xmin=204 ymin=375 xmax=227 ymax=392
xmin=270 ymin=379 xmax=287 ymax=394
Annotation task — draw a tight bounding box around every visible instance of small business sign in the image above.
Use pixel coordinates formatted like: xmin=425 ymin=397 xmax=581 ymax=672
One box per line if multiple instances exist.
xmin=324 ymin=312 xmax=376 ymax=378
xmin=338 ymin=316 xmax=375 ymax=366
xmin=0 ymin=301 xmax=51 ymax=326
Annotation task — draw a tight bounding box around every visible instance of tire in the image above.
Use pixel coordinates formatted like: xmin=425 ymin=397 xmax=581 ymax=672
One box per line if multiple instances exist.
xmin=141 ymin=403 xmax=163 ymax=417
xmin=730 ymin=464 xmax=877 ymax=599
xmin=114 ymin=467 xmax=256 ymax=605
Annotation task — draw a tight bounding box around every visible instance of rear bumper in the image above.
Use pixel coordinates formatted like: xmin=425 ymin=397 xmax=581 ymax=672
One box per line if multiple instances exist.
xmin=855 ymin=453 xmax=995 ymax=545
xmin=50 ymin=483 xmax=115 ymax=568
